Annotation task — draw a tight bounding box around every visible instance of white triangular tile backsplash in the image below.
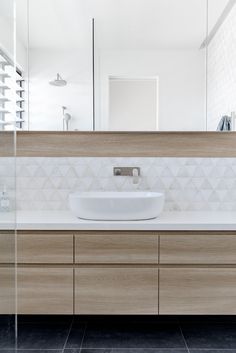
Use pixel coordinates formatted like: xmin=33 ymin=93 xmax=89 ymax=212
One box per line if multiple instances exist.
xmin=2 ymin=157 xmax=236 ymax=211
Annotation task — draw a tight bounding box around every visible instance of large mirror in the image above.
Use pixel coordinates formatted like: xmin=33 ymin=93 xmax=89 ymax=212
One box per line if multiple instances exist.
xmin=16 ymin=0 xmax=93 ymax=131
xmin=207 ymin=0 xmax=236 ymax=131
xmin=94 ymin=0 xmax=208 ymax=131
xmin=15 ymin=0 xmax=236 ymax=131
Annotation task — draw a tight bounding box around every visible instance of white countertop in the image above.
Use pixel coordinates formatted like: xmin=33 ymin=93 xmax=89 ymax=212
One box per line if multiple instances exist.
xmin=1 ymin=210 xmax=236 ymax=231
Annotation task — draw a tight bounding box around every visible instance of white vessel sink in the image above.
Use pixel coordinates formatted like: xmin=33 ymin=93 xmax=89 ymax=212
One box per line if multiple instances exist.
xmin=69 ymin=191 xmax=164 ymax=221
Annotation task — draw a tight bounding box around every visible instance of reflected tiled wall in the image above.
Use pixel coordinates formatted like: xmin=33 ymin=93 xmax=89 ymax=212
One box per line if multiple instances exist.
xmin=5 ymin=157 xmax=236 ymax=211
xmin=0 ymin=157 xmax=15 ymax=212
xmin=207 ymin=3 xmax=236 ymax=130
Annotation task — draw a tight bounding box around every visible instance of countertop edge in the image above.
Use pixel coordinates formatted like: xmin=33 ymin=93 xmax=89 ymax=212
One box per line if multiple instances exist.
xmin=1 ymin=211 xmax=236 ymax=231
xmin=1 ymin=224 xmax=236 ymax=231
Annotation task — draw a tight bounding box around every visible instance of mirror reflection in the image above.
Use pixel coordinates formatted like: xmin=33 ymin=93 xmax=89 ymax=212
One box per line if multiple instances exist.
xmin=12 ymin=0 xmax=236 ymax=131
xmin=207 ymin=0 xmax=236 ymax=131
xmin=17 ymin=0 xmax=93 ymax=131
xmin=95 ymin=0 xmax=207 ymax=131
xmin=0 ymin=0 xmax=23 ymax=132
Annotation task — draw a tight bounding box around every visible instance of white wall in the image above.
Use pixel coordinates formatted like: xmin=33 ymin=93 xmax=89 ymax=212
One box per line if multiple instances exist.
xmin=0 ymin=15 xmax=27 ymax=70
xmin=207 ymin=3 xmax=236 ymax=131
xmin=28 ymin=48 xmax=93 ymax=131
xmin=109 ymin=78 xmax=158 ymax=131
xmin=96 ymin=50 xmax=206 ymax=131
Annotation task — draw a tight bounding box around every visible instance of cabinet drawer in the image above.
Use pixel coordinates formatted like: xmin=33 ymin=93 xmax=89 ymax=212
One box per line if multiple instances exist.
xmin=18 ymin=267 xmax=73 ymax=314
xmin=0 ymin=232 xmax=15 ymax=264
xmin=0 ymin=268 xmax=15 ymax=314
xmin=160 ymin=233 xmax=236 ymax=264
xmin=17 ymin=233 xmax=73 ymax=264
xmin=75 ymin=267 xmax=158 ymax=314
xmin=75 ymin=232 xmax=158 ymax=264
xmin=160 ymin=268 xmax=236 ymax=315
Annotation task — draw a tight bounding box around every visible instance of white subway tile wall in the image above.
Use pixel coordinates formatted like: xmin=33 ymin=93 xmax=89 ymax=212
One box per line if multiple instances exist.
xmin=1 ymin=157 xmax=236 ymax=212
xmin=207 ymin=3 xmax=236 ymax=130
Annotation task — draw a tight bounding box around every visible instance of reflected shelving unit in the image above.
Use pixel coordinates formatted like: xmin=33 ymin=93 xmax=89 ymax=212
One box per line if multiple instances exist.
xmin=0 ymin=50 xmax=25 ymax=131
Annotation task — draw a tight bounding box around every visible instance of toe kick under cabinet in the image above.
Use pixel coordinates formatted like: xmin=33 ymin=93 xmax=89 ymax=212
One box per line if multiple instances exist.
xmin=1 ymin=230 xmax=236 ymax=315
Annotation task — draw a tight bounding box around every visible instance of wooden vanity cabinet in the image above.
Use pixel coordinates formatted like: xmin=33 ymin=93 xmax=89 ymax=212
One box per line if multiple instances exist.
xmin=159 ymin=268 xmax=236 ymax=315
xmin=17 ymin=267 xmax=73 ymax=314
xmin=0 ymin=268 xmax=15 ymax=314
xmin=159 ymin=232 xmax=236 ymax=315
xmin=17 ymin=232 xmax=74 ymax=264
xmin=1 ymin=230 xmax=236 ymax=315
xmin=160 ymin=233 xmax=236 ymax=264
xmin=75 ymin=232 xmax=159 ymax=314
xmin=75 ymin=232 xmax=158 ymax=264
xmin=16 ymin=231 xmax=74 ymax=315
xmin=75 ymin=267 xmax=158 ymax=314
xmin=0 ymin=231 xmax=15 ymax=264
xmin=0 ymin=232 xmax=15 ymax=314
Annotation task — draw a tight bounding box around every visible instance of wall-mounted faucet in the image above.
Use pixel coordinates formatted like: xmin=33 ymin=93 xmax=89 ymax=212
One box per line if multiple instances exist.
xmin=113 ymin=167 xmax=140 ymax=185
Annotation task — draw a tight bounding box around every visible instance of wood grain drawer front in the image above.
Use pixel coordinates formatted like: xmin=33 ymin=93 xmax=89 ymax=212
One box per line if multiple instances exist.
xmin=0 ymin=232 xmax=15 ymax=264
xmin=75 ymin=233 xmax=158 ymax=264
xmin=17 ymin=268 xmax=73 ymax=314
xmin=160 ymin=268 xmax=236 ymax=315
xmin=0 ymin=268 xmax=15 ymax=314
xmin=160 ymin=234 xmax=236 ymax=264
xmin=17 ymin=233 xmax=73 ymax=263
xmin=75 ymin=267 xmax=158 ymax=314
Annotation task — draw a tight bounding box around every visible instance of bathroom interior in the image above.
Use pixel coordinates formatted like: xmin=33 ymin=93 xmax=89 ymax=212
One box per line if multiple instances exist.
xmin=1 ymin=0 xmax=236 ymax=351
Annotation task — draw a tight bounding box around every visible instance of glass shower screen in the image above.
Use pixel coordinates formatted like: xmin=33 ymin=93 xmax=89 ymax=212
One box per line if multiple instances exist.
xmin=0 ymin=0 xmax=17 ymax=346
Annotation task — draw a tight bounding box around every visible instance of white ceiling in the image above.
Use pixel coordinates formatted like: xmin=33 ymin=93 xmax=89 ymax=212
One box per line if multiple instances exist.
xmin=15 ymin=0 xmax=230 ymax=50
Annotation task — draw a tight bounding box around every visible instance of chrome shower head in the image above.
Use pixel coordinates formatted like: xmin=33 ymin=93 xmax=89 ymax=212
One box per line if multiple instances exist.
xmin=49 ymin=73 xmax=67 ymax=87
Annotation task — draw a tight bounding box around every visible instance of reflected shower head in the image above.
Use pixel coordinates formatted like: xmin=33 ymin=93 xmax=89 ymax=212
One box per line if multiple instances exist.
xmin=49 ymin=73 xmax=67 ymax=87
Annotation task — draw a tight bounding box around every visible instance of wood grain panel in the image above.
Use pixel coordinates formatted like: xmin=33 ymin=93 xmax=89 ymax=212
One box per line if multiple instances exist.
xmin=0 ymin=268 xmax=15 ymax=314
xmin=160 ymin=268 xmax=236 ymax=315
xmin=17 ymin=267 xmax=73 ymax=314
xmin=160 ymin=233 xmax=236 ymax=264
xmin=0 ymin=232 xmax=15 ymax=264
xmin=15 ymin=131 xmax=236 ymax=157
xmin=17 ymin=233 xmax=73 ymax=264
xmin=0 ymin=132 xmax=15 ymax=157
xmin=75 ymin=232 xmax=158 ymax=264
xmin=75 ymin=267 xmax=158 ymax=314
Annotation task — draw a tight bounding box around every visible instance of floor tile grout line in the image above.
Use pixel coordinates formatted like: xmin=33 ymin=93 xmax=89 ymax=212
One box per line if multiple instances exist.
xmin=66 ymin=347 xmax=192 ymax=353
xmin=4 ymin=348 xmax=236 ymax=352
xmin=61 ymin=316 xmax=74 ymax=353
xmin=1 ymin=350 xmax=236 ymax=352
xmin=73 ymin=347 xmax=191 ymax=350
xmin=79 ymin=321 xmax=88 ymax=353
xmin=0 ymin=347 xmax=201 ymax=353
xmin=178 ymin=322 xmax=190 ymax=353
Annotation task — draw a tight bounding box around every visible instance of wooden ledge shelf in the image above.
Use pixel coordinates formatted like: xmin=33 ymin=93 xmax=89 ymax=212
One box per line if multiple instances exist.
xmin=1 ymin=131 xmax=236 ymax=157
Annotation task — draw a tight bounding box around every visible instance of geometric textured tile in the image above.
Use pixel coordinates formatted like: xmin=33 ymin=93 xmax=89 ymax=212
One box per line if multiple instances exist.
xmin=1 ymin=156 xmax=236 ymax=211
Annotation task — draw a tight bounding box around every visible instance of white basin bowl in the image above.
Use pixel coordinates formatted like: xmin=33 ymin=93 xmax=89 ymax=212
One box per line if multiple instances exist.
xmin=69 ymin=191 xmax=164 ymax=221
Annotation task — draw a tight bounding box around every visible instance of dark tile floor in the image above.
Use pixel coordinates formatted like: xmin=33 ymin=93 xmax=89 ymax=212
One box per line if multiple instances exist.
xmin=1 ymin=315 xmax=236 ymax=353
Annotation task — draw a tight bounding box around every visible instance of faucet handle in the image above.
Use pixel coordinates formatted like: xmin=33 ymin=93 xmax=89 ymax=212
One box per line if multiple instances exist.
xmin=132 ymin=168 xmax=139 ymax=185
